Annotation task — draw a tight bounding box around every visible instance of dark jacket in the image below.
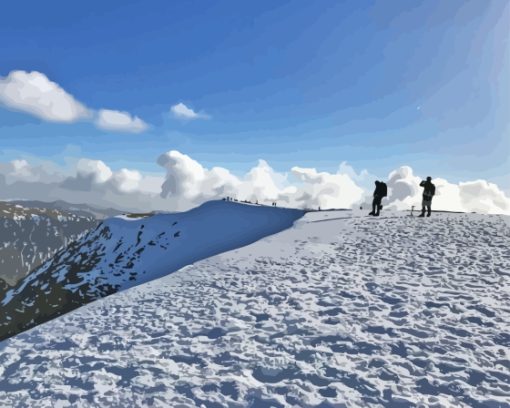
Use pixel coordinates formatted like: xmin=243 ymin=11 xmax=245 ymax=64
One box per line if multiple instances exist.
xmin=374 ymin=182 xmax=387 ymax=197
xmin=420 ymin=180 xmax=436 ymax=199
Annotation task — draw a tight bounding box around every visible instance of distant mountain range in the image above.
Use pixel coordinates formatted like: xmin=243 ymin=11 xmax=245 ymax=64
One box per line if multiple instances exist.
xmin=0 ymin=201 xmax=304 ymax=342
xmin=7 ymin=199 xmax=123 ymax=220
xmin=0 ymin=201 xmax=101 ymax=289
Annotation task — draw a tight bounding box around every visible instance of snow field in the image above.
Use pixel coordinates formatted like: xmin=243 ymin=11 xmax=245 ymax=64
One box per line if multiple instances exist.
xmin=0 ymin=210 xmax=509 ymax=407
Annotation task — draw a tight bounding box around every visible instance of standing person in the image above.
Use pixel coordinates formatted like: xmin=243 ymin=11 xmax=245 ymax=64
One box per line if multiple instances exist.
xmin=369 ymin=180 xmax=387 ymax=216
xmin=379 ymin=180 xmax=387 ymax=214
xmin=369 ymin=181 xmax=380 ymax=216
xmin=419 ymin=176 xmax=435 ymax=217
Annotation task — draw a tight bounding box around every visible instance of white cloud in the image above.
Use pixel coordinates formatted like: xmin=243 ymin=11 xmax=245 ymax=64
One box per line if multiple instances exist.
xmin=458 ymin=180 xmax=510 ymax=214
xmin=240 ymin=160 xmax=283 ymax=202
xmin=338 ymin=161 xmax=371 ymax=184
xmin=157 ymin=150 xmax=365 ymax=210
xmin=157 ymin=151 xmax=238 ymax=208
xmin=0 ymin=158 xmax=165 ymax=212
xmin=0 ymin=70 xmax=150 ymax=133
xmin=0 ymin=153 xmax=509 ymax=215
xmin=383 ymin=166 xmax=423 ymax=210
xmin=0 ymin=70 xmax=91 ymax=122
xmin=112 ymin=169 xmax=143 ymax=193
xmin=0 ymin=159 xmax=64 ymax=184
xmin=76 ymin=158 xmax=113 ymax=183
xmin=290 ymin=166 xmax=365 ymax=209
xmin=95 ymin=109 xmax=148 ymax=133
xmin=170 ymin=102 xmax=208 ymax=120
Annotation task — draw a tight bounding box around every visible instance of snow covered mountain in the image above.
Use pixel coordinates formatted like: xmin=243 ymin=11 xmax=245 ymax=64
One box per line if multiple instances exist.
xmin=7 ymin=199 xmax=122 ymax=220
xmin=0 ymin=201 xmax=305 ymax=342
xmin=0 ymin=201 xmax=98 ymax=289
xmin=0 ymin=209 xmax=508 ymax=407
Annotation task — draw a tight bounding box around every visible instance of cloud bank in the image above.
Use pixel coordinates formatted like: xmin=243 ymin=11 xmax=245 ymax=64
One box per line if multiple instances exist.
xmin=0 ymin=152 xmax=509 ymax=215
xmin=157 ymin=151 xmax=365 ymax=210
xmin=384 ymin=166 xmax=510 ymax=214
xmin=170 ymin=102 xmax=208 ymax=120
xmin=0 ymin=70 xmax=148 ymax=133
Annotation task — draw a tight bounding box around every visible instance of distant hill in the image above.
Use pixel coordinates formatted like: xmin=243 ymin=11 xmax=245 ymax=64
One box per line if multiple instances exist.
xmin=8 ymin=199 xmax=123 ymax=220
xmin=0 ymin=201 xmax=304 ymax=341
xmin=0 ymin=201 xmax=99 ymax=288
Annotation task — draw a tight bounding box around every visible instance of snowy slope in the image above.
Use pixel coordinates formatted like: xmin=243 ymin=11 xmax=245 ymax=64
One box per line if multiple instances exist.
xmin=0 ymin=210 xmax=508 ymax=407
xmin=0 ymin=201 xmax=304 ymax=341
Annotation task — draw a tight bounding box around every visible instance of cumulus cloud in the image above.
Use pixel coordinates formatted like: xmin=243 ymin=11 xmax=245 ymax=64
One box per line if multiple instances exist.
xmin=95 ymin=109 xmax=148 ymax=133
xmin=157 ymin=151 xmax=365 ymax=210
xmin=0 ymin=158 xmax=166 ymax=212
xmin=0 ymin=152 xmax=509 ymax=215
xmin=157 ymin=151 xmax=238 ymax=208
xmin=383 ymin=166 xmax=423 ymax=209
xmin=450 ymin=179 xmax=510 ymax=214
xmin=61 ymin=159 xmax=114 ymax=191
xmin=0 ymin=70 xmax=91 ymax=122
xmin=0 ymin=159 xmax=64 ymax=184
xmin=338 ymin=161 xmax=371 ymax=184
xmin=0 ymin=70 xmax=149 ymax=133
xmin=290 ymin=167 xmax=365 ymax=209
xmin=111 ymin=169 xmax=143 ymax=193
xmin=170 ymin=102 xmax=208 ymax=120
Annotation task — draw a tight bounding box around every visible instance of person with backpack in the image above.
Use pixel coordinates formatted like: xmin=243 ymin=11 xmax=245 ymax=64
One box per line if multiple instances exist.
xmin=369 ymin=180 xmax=387 ymax=216
xmin=419 ymin=176 xmax=435 ymax=217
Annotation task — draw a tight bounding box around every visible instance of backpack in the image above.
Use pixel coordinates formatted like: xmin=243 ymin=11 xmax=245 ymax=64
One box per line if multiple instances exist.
xmin=379 ymin=182 xmax=388 ymax=197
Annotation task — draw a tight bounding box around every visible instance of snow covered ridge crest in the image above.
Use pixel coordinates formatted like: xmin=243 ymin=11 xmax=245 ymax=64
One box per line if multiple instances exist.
xmin=0 ymin=200 xmax=305 ymax=341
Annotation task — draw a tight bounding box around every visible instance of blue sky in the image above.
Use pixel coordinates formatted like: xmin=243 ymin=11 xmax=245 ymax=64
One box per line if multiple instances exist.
xmin=0 ymin=0 xmax=508 ymax=190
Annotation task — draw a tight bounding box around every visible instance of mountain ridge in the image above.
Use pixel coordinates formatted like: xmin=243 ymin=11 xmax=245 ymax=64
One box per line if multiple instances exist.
xmin=0 ymin=200 xmax=305 ymax=341
xmin=0 ymin=201 xmax=99 ymax=288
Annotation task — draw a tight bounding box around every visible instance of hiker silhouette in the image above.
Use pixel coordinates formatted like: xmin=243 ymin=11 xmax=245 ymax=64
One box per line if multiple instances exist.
xmin=369 ymin=180 xmax=387 ymax=216
xmin=419 ymin=176 xmax=436 ymax=217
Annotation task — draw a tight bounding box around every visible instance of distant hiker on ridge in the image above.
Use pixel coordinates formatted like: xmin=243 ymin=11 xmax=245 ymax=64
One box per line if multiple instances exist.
xmin=369 ymin=180 xmax=387 ymax=216
xmin=419 ymin=176 xmax=435 ymax=217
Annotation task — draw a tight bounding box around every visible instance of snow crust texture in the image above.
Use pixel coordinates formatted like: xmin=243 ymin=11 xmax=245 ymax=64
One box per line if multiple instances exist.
xmin=0 ymin=210 xmax=509 ymax=407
